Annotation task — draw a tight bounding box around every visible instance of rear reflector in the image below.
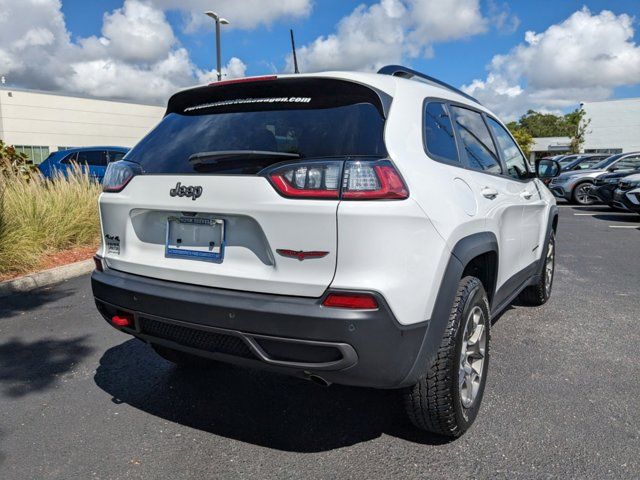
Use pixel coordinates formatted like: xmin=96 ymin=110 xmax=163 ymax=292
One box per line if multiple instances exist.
xmin=93 ymin=255 xmax=103 ymax=272
xmin=111 ymin=311 xmax=134 ymax=328
xmin=322 ymin=293 xmax=378 ymax=310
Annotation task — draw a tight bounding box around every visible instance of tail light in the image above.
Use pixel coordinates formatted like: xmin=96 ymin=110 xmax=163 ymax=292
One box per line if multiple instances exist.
xmin=103 ymin=161 xmax=142 ymax=192
xmin=322 ymin=293 xmax=379 ymax=309
xmin=268 ymin=161 xmax=342 ymax=199
xmin=267 ymin=159 xmax=408 ymax=200
xmin=342 ymin=161 xmax=408 ymax=199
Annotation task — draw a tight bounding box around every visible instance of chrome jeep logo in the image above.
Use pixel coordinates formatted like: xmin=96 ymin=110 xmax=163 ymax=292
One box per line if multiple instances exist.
xmin=170 ymin=182 xmax=202 ymax=201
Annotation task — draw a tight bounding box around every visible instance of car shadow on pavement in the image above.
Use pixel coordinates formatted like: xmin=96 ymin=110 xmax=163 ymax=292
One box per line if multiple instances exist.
xmin=0 ymin=286 xmax=76 ymax=318
xmin=94 ymin=339 xmax=451 ymax=452
xmin=0 ymin=336 xmax=93 ymax=398
xmin=593 ymin=213 xmax=640 ymax=223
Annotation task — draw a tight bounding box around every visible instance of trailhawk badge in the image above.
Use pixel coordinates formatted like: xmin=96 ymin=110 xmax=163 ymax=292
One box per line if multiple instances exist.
xmin=170 ymin=182 xmax=202 ymax=201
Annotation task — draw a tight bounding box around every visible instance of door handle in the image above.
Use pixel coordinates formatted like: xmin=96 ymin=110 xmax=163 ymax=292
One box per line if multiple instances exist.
xmin=520 ymin=190 xmax=533 ymax=200
xmin=481 ymin=187 xmax=499 ymax=199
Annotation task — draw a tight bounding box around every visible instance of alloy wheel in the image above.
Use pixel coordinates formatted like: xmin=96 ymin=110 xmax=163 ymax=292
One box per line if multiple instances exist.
xmin=459 ymin=306 xmax=487 ymax=410
xmin=575 ymin=184 xmax=594 ymax=205
xmin=544 ymin=237 xmax=555 ymax=296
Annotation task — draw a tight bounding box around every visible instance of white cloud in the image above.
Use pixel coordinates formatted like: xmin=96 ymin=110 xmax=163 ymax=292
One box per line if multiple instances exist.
xmin=149 ymin=0 xmax=313 ymax=32
xmin=0 ymin=0 xmax=247 ymax=104
xmin=100 ymin=0 xmax=176 ymax=63
xmin=488 ymin=0 xmax=520 ymax=35
xmin=288 ymin=0 xmax=488 ymax=73
xmin=463 ymin=8 xmax=640 ymax=119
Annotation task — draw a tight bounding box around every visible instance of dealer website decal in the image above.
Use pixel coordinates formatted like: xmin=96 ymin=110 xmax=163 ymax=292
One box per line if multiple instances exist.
xmin=184 ymin=97 xmax=312 ymax=112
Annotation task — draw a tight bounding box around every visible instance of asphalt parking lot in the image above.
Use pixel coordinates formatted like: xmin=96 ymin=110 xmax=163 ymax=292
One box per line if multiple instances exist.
xmin=0 ymin=205 xmax=638 ymax=479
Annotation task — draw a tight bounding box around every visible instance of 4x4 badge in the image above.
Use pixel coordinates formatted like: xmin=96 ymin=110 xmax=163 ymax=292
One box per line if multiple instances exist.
xmin=170 ymin=182 xmax=202 ymax=201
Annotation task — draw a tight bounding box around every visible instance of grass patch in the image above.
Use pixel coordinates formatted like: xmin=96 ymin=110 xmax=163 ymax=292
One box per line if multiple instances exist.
xmin=0 ymin=165 xmax=101 ymax=277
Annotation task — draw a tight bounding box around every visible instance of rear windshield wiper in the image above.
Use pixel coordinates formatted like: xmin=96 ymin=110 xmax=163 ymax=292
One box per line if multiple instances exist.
xmin=188 ymin=150 xmax=301 ymax=166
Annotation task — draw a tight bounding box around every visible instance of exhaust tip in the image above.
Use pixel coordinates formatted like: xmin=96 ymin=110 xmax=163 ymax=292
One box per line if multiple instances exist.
xmin=306 ymin=373 xmax=331 ymax=387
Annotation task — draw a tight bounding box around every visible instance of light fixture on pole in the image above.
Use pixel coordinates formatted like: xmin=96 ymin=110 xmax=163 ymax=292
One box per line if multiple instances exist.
xmin=204 ymin=11 xmax=230 ymax=82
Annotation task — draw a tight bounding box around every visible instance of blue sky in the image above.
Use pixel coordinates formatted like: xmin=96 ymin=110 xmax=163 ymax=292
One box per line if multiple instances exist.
xmin=2 ymin=0 xmax=639 ymax=119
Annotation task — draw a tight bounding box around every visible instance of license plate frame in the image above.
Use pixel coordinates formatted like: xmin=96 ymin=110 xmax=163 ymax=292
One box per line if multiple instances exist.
xmin=165 ymin=216 xmax=225 ymax=263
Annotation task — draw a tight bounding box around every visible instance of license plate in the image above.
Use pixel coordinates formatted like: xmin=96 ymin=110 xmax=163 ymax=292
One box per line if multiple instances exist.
xmin=165 ymin=216 xmax=225 ymax=263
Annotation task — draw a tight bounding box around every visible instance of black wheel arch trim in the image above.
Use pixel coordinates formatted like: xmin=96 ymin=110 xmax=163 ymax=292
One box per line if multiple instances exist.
xmin=398 ymin=232 xmax=498 ymax=387
xmin=398 ymin=207 xmax=557 ymax=387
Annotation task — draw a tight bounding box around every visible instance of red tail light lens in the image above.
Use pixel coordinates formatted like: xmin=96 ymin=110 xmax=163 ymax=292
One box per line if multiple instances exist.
xmin=268 ymin=161 xmax=342 ymax=199
xmin=103 ymin=161 xmax=142 ymax=192
xmin=342 ymin=161 xmax=408 ymax=199
xmin=322 ymin=293 xmax=379 ymax=310
xmin=267 ymin=159 xmax=408 ymax=200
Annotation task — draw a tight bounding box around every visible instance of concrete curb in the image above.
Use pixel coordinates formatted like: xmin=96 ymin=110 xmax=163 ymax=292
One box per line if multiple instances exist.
xmin=0 ymin=259 xmax=94 ymax=298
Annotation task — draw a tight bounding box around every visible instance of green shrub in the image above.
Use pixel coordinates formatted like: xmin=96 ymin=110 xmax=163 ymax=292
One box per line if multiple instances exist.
xmin=0 ymin=164 xmax=101 ymax=276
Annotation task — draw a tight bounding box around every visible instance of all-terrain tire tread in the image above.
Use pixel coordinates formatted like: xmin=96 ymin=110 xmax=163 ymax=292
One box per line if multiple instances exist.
xmin=403 ymin=276 xmax=484 ymax=437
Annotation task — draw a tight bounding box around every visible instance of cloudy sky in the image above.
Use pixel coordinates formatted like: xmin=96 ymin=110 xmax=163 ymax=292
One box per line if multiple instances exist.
xmin=1 ymin=0 xmax=639 ymax=119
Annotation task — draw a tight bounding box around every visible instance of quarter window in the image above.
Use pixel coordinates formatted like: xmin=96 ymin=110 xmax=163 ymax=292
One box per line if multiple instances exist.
xmin=424 ymin=102 xmax=459 ymax=163
xmin=487 ymin=117 xmax=530 ymax=180
xmin=450 ymin=106 xmax=501 ymax=174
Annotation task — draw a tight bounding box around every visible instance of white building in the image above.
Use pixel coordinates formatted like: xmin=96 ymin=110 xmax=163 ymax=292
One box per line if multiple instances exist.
xmin=0 ymin=87 xmax=165 ymax=163
xmin=582 ymin=97 xmax=640 ymax=154
xmin=530 ymin=136 xmax=571 ymax=161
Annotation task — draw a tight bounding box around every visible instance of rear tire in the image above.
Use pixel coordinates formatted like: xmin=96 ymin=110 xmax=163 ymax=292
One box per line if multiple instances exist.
xmin=151 ymin=344 xmax=214 ymax=368
xmin=403 ymin=276 xmax=490 ymax=438
xmin=519 ymin=231 xmax=555 ymax=306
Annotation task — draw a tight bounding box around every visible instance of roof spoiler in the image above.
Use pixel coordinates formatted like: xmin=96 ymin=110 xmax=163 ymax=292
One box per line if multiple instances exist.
xmin=377 ymin=65 xmax=482 ymax=106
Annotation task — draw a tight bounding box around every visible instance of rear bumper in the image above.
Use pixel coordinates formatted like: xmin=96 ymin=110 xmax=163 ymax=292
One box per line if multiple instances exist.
xmin=91 ymin=268 xmax=428 ymax=389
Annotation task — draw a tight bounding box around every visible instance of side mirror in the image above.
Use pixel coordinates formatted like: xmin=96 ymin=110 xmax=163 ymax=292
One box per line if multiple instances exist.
xmin=536 ymin=159 xmax=561 ymax=179
xmin=608 ymin=166 xmax=618 ymax=172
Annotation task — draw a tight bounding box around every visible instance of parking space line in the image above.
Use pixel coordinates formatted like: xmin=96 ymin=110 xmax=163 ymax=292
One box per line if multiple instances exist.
xmin=574 ymin=213 xmax=597 ymax=216
xmin=609 ymin=225 xmax=639 ymax=229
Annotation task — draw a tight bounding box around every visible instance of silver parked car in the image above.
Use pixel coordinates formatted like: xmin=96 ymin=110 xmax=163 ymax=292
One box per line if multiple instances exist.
xmin=549 ymin=152 xmax=640 ymax=204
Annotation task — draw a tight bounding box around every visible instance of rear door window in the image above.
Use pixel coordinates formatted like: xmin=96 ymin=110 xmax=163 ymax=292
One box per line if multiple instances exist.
xmin=77 ymin=150 xmax=107 ymax=166
xmin=450 ymin=106 xmax=502 ymax=174
xmin=126 ymin=78 xmax=389 ymax=174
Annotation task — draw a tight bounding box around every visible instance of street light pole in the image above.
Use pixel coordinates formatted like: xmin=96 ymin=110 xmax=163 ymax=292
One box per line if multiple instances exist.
xmin=204 ymin=11 xmax=230 ymax=82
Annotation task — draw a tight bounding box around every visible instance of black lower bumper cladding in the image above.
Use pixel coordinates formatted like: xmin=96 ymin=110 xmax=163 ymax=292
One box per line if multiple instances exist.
xmin=91 ymin=268 xmax=428 ymax=388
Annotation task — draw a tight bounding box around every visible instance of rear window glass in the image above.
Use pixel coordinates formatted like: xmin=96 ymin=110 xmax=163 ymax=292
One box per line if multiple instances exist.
xmin=125 ymin=78 xmax=389 ymax=174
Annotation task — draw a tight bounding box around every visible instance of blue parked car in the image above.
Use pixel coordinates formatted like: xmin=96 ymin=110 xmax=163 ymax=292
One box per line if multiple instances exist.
xmin=38 ymin=147 xmax=129 ymax=182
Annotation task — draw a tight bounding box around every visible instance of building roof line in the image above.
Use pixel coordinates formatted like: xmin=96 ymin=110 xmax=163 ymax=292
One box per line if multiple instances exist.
xmin=0 ymin=86 xmax=165 ymax=107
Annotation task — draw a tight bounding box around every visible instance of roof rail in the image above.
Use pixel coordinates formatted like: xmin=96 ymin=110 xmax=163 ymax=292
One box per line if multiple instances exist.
xmin=377 ymin=65 xmax=482 ymax=105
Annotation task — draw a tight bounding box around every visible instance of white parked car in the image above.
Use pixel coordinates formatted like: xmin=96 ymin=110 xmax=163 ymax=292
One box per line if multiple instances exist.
xmin=92 ymin=66 xmax=560 ymax=437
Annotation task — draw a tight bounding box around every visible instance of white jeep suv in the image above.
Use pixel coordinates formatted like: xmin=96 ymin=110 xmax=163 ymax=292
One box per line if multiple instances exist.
xmin=92 ymin=66 xmax=560 ymax=437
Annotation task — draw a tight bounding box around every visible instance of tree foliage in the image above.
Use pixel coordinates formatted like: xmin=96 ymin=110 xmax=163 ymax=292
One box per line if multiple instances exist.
xmin=508 ymin=127 xmax=534 ymax=158
xmin=0 ymin=140 xmax=39 ymax=180
xmin=508 ymin=108 xmax=590 ymax=154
